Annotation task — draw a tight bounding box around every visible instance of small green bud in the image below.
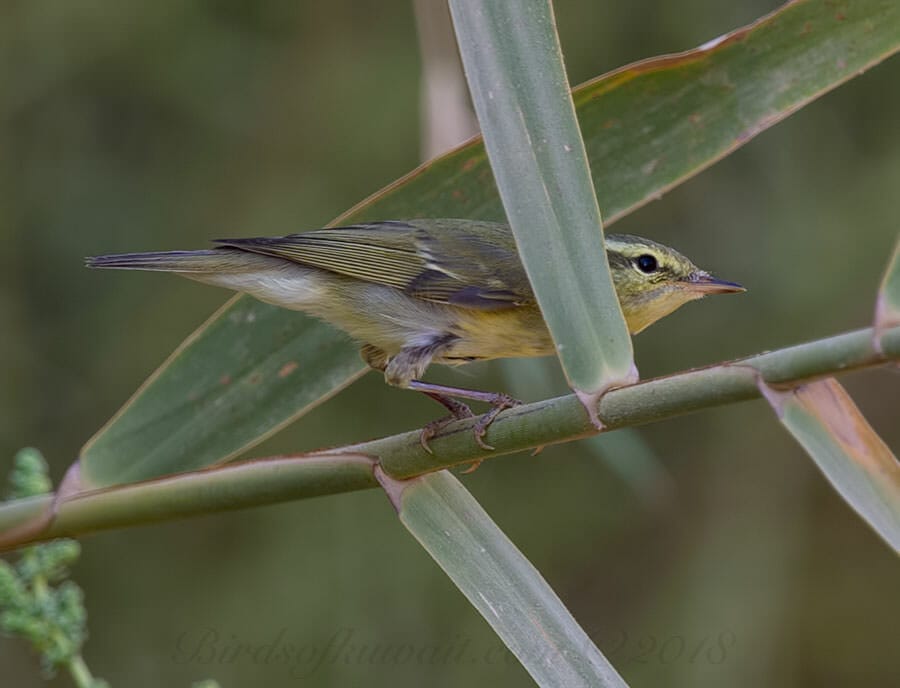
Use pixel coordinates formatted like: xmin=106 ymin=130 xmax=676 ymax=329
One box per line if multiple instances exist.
xmin=17 ymin=541 xmax=82 ymax=584
xmin=0 ymin=560 xmax=27 ymax=605
xmin=8 ymin=447 xmax=52 ymax=499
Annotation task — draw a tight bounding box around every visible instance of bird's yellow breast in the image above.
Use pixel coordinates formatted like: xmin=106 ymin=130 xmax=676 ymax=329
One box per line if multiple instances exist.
xmin=438 ymin=305 xmax=556 ymax=362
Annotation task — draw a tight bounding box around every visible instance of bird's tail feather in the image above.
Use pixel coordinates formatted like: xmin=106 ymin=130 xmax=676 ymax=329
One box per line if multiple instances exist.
xmin=85 ymin=249 xmax=238 ymax=273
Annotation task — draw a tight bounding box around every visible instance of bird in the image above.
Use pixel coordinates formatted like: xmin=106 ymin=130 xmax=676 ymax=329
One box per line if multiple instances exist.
xmin=86 ymin=219 xmax=744 ymax=450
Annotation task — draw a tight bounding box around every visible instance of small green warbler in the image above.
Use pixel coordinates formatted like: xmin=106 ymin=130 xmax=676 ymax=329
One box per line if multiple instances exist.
xmin=87 ymin=219 xmax=743 ymax=448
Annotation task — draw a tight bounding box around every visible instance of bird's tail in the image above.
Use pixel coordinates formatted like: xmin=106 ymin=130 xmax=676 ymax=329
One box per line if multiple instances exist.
xmin=85 ymin=249 xmax=242 ymax=273
xmin=85 ymin=247 xmax=321 ymax=310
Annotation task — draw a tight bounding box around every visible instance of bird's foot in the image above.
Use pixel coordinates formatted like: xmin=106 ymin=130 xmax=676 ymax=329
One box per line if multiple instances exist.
xmin=419 ymin=397 xmax=475 ymax=454
xmin=471 ymin=393 xmax=521 ymax=451
xmin=438 ymin=394 xmax=522 ymax=474
xmin=412 ymin=383 xmax=522 ymax=455
xmin=460 ymin=395 xmax=523 ymax=473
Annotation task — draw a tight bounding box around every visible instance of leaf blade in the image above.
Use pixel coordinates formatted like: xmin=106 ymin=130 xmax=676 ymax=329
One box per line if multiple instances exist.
xmin=449 ymin=0 xmax=634 ymax=396
xmin=579 ymin=0 xmax=900 ymax=224
xmin=761 ymin=378 xmax=900 ymax=551
xmin=874 ymin=237 xmax=900 ymax=349
xmin=79 ymin=299 xmax=365 ymax=487
xmin=385 ymin=470 xmax=627 ymax=688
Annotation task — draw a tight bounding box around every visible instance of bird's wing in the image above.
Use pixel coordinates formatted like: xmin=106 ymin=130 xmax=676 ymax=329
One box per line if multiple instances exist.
xmin=217 ymin=222 xmax=423 ymax=291
xmin=215 ymin=220 xmax=535 ymax=310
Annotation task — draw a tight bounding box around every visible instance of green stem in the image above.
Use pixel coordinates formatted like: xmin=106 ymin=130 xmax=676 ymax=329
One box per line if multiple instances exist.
xmin=67 ymin=654 xmax=98 ymax=688
xmin=26 ymin=564 xmax=96 ymax=686
xmin=0 ymin=325 xmax=897 ymax=550
xmin=31 ymin=571 xmax=49 ymax=601
xmin=370 ymin=324 xmax=900 ymax=476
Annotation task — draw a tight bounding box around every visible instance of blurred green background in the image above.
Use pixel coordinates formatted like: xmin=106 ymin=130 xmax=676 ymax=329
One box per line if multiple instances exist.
xmin=1 ymin=1 xmax=898 ymax=686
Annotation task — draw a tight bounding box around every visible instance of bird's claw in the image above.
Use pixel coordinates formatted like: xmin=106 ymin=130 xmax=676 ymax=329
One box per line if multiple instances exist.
xmin=419 ymin=402 xmax=475 ymax=454
xmin=472 ymin=393 xmax=521 ymax=451
xmin=419 ymin=393 xmax=522 ymax=456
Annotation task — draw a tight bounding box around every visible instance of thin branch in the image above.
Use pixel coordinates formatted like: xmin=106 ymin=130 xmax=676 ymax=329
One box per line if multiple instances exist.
xmin=1 ymin=325 xmax=897 ymax=550
xmin=367 ymin=324 xmax=900 ymax=477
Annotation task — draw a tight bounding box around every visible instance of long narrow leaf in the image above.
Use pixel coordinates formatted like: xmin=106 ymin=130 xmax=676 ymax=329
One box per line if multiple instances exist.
xmin=79 ymin=299 xmax=363 ymax=487
xmin=449 ymin=0 xmax=634 ymax=403
xmin=874 ymin=237 xmax=900 ymax=350
xmin=379 ymin=469 xmax=627 ymax=687
xmin=581 ymin=0 xmax=900 ymax=224
xmin=75 ymin=0 xmax=900 ymax=489
xmin=760 ymin=378 xmax=900 ymax=551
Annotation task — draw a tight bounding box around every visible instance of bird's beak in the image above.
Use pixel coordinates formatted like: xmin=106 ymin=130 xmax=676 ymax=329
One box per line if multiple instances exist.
xmin=684 ymin=272 xmax=746 ymax=295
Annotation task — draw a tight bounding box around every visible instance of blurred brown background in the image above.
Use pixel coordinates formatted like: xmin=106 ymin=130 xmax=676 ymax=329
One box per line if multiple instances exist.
xmin=1 ymin=1 xmax=898 ymax=686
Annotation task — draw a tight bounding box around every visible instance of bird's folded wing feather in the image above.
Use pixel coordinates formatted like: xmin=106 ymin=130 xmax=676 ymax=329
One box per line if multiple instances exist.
xmin=215 ymin=220 xmax=535 ymax=310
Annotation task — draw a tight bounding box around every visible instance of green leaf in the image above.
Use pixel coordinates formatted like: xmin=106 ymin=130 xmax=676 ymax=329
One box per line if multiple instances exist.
xmin=874 ymin=237 xmax=900 ymax=349
xmin=380 ymin=469 xmax=627 ymax=687
xmin=760 ymin=378 xmax=900 ymax=551
xmin=74 ymin=0 xmax=900 ymax=489
xmin=449 ymin=0 xmax=634 ymax=401
xmin=581 ymin=0 xmax=900 ymax=225
xmin=79 ymin=300 xmax=363 ymax=487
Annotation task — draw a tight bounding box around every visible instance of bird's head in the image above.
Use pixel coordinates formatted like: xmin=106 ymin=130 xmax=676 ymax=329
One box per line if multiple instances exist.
xmin=606 ymin=234 xmax=744 ymax=334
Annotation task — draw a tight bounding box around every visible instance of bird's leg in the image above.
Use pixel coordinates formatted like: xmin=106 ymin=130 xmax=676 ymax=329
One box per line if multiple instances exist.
xmin=408 ymin=379 xmax=522 ymax=452
xmin=418 ymin=391 xmax=475 ymax=454
xmin=421 ymin=391 xmax=475 ymax=418
xmin=364 ymin=339 xmax=471 ymax=453
xmin=375 ymin=338 xmax=479 ymax=454
xmin=367 ymin=337 xmax=521 ymax=455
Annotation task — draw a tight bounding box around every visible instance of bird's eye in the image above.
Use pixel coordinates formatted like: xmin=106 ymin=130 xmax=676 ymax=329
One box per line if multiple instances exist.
xmin=636 ymin=254 xmax=658 ymax=274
